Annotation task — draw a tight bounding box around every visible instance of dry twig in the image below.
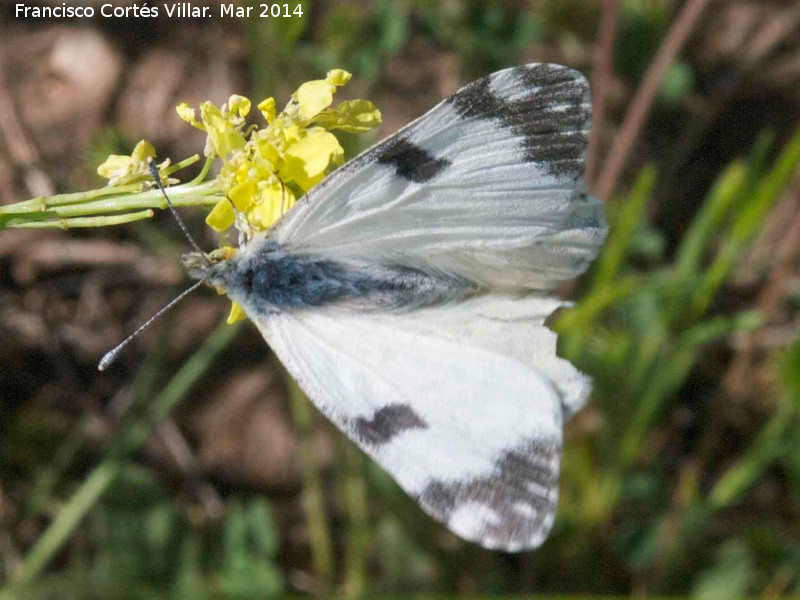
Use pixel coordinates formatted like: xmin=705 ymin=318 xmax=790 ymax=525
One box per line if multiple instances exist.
xmin=587 ymin=0 xmax=620 ymax=190
xmin=595 ymin=0 xmax=714 ymax=200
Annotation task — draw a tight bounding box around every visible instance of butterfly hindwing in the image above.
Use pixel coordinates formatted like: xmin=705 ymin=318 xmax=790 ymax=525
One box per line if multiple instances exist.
xmin=257 ymin=294 xmax=572 ymax=551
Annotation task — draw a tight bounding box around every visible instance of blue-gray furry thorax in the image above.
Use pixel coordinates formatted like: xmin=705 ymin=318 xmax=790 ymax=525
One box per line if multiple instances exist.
xmin=183 ymin=241 xmax=476 ymax=316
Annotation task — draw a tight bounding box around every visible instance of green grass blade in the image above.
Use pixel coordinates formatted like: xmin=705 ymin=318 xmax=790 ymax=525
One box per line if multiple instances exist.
xmin=592 ymin=167 xmax=657 ymax=291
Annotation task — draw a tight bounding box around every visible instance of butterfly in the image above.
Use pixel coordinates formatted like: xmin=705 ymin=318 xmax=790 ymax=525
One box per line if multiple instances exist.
xmin=178 ymin=63 xmax=604 ymax=552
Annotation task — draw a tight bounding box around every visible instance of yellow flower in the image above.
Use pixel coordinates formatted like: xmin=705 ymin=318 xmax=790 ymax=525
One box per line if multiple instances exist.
xmin=205 ymin=180 xmax=256 ymax=232
xmin=283 ymin=128 xmax=343 ymax=191
xmin=97 ymin=140 xmax=173 ymax=187
xmin=247 ymin=180 xmax=296 ymax=230
xmin=177 ymin=95 xmax=250 ymax=160
xmin=325 ymin=69 xmax=352 ymax=86
xmin=176 ymin=103 xmax=202 ymax=129
xmin=227 ymin=94 xmax=251 ymax=119
xmin=199 ymin=103 xmax=246 ymax=160
xmin=291 ymin=69 xmax=352 ymax=121
xmin=97 ymin=154 xmax=137 ymax=185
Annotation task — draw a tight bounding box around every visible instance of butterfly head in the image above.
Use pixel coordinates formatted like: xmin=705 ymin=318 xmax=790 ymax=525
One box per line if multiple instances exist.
xmin=182 ymin=248 xmax=238 ymax=291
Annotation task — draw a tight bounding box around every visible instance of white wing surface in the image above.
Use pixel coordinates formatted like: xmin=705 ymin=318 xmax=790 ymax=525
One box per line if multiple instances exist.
xmin=271 ymin=63 xmax=605 ymax=291
xmin=257 ymin=294 xmax=590 ymax=551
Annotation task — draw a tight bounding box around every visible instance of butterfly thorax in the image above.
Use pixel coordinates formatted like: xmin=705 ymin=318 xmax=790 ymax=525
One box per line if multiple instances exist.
xmin=183 ymin=241 xmax=475 ymax=316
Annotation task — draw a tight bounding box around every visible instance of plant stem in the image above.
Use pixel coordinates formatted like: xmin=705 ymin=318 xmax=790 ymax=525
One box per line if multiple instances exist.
xmin=0 ymin=155 xmax=201 ymax=216
xmin=189 ymin=155 xmax=215 ymax=185
xmin=0 ymin=181 xmax=223 ymax=230
xmin=595 ymin=0 xmax=713 ymax=200
xmin=39 ymin=181 xmax=222 ymax=218
xmin=0 ymin=183 xmax=146 ymax=215
xmin=164 ymin=154 xmax=201 ymax=176
xmin=8 ymin=210 xmax=155 ymax=229
xmin=587 ymin=0 xmax=620 ymax=189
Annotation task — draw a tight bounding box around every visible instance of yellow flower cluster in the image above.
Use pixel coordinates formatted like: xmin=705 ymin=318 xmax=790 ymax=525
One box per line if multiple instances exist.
xmin=98 ymin=69 xmax=380 ymax=323
xmin=97 ymin=69 xmax=381 ymax=324
xmin=176 ymin=68 xmax=381 ymax=234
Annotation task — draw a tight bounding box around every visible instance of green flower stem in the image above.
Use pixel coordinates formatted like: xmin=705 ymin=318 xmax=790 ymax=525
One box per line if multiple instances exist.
xmin=707 ymin=380 xmax=799 ymax=511
xmin=0 ymin=181 xmax=223 ymax=230
xmin=189 ymin=155 xmax=215 ymax=185
xmin=5 ymin=321 xmax=241 ymax=591
xmin=164 ymin=154 xmax=201 ymax=176
xmin=0 ymin=155 xmax=201 ymax=217
xmin=37 ymin=181 xmax=223 ymax=218
xmin=617 ymin=311 xmax=763 ymax=469
xmin=26 ymin=342 xmax=167 ymax=519
xmin=1 ymin=159 xmax=215 ymax=229
xmin=8 ymin=210 xmax=155 ymax=229
xmin=692 ymin=125 xmax=800 ymax=317
xmin=0 ymin=183 xmax=146 ymax=215
xmin=26 ymin=416 xmax=93 ymax=517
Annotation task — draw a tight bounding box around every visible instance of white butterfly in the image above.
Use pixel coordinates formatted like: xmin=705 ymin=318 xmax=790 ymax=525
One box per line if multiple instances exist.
xmin=186 ymin=63 xmax=607 ymax=552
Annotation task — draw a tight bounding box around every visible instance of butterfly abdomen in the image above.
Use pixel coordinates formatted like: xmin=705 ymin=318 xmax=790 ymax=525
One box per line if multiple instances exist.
xmin=222 ymin=241 xmax=476 ymax=315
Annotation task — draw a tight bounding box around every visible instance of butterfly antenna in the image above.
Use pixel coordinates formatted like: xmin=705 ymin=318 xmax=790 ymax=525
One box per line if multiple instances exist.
xmin=147 ymin=157 xmax=210 ymax=265
xmin=98 ymin=279 xmax=205 ymax=371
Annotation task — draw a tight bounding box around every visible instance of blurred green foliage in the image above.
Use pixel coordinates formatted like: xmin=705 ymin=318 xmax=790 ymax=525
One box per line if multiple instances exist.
xmin=313 ymin=0 xmax=409 ymax=83
xmin=551 ymin=125 xmax=800 ymax=596
xmin=615 ymin=0 xmax=672 ymax=80
xmin=3 ymin=0 xmax=800 ymax=598
xmin=415 ymin=1 xmax=544 ymax=76
xmin=84 ymin=471 xmax=281 ymax=600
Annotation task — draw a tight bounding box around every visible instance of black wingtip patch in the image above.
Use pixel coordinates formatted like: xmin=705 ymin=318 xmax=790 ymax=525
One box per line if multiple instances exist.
xmin=417 ymin=437 xmax=560 ymax=551
xmin=377 ymin=138 xmax=452 ymax=182
xmin=448 ymin=63 xmax=590 ymax=183
xmin=353 ymin=404 xmax=427 ymax=446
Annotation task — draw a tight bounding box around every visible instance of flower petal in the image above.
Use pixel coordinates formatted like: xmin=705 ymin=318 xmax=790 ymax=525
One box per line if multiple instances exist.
xmin=199 ymin=102 xmax=246 ymax=159
xmin=176 ymin=103 xmax=204 ymax=130
xmin=283 ymin=128 xmax=343 ymax=190
xmin=96 ymin=155 xmax=132 ymax=180
xmin=229 ymin=180 xmax=257 ymax=211
xmin=312 ymin=99 xmax=382 ymax=132
xmin=131 ymin=140 xmax=157 ymax=163
xmin=205 ymin=198 xmax=235 ymax=232
xmin=325 ymin=69 xmax=352 ymax=87
xmin=228 ymin=94 xmax=251 ymax=118
xmin=258 ymin=97 xmax=276 ymax=123
xmin=227 ymin=301 xmax=247 ymax=324
xmin=205 ymin=180 xmax=255 ymax=231
xmin=247 ymin=181 xmax=296 ymax=230
xmin=294 ymin=80 xmax=335 ymax=120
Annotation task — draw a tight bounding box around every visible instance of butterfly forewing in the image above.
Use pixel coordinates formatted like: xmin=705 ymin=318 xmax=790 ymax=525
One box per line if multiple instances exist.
xmin=272 ymin=63 xmax=603 ymax=292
